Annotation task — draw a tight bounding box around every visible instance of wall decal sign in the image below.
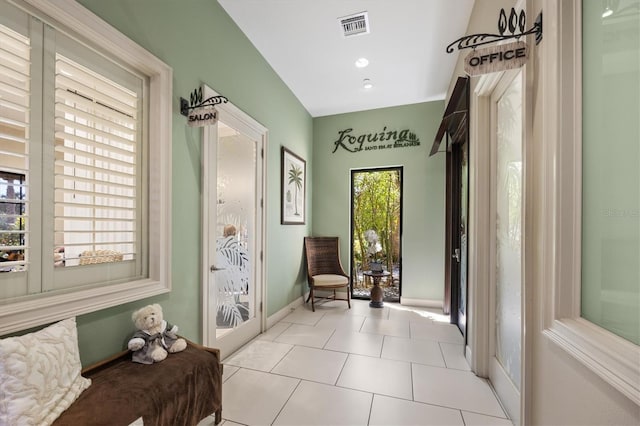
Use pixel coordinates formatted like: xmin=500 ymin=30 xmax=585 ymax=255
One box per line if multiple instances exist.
xmin=332 ymin=127 xmax=421 ymax=154
xmin=180 ymin=87 xmax=228 ymax=127
xmin=464 ymin=41 xmax=529 ymax=76
xmin=446 ymin=8 xmax=542 ymax=54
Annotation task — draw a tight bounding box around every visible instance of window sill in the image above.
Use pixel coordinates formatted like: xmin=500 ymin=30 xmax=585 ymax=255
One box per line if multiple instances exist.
xmin=0 ymin=278 xmax=170 ymax=335
xmin=544 ymin=318 xmax=640 ymax=405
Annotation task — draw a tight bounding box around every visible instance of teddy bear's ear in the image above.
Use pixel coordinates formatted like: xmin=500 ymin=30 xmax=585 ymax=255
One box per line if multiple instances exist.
xmin=131 ymin=308 xmax=140 ymax=322
xmin=151 ymin=303 xmax=163 ymax=313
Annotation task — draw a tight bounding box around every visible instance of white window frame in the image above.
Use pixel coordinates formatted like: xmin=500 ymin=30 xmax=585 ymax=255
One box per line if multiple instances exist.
xmin=0 ymin=0 xmax=172 ymax=335
xmin=540 ymin=0 xmax=640 ymax=404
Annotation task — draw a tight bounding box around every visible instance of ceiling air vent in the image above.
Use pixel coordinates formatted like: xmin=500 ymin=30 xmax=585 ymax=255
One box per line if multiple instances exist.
xmin=339 ymin=11 xmax=370 ymax=37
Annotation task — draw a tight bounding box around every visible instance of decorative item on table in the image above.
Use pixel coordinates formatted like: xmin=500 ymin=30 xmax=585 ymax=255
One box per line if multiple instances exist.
xmin=127 ymin=304 xmax=187 ymax=364
xmin=364 ymin=229 xmax=384 ymax=272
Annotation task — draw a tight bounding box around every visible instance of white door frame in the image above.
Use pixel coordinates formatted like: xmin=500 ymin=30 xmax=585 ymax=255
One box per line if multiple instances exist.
xmin=468 ymin=64 xmax=532 ymax=426
xmin=200 ymin=84 xmax=267 ymax=358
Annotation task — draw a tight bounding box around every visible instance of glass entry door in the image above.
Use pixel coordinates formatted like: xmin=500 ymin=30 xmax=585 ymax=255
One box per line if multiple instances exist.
xmin=350 ymin=167 xmax=402 ymax=302
xmin=202 ymin=86 xmax=266 ymax=359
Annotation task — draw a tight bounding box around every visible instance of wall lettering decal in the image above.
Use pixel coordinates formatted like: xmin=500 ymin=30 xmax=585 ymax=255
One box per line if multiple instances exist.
xmin=332 ymin=127 xmax=421 ymax=153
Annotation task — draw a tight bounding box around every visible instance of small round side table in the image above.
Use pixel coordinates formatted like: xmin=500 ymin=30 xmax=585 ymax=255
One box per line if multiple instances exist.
xmin=363 ymin=270 xmax=391 ymax=308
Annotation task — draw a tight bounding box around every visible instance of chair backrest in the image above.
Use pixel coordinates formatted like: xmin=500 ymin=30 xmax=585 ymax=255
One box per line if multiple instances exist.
xmin=304 ymin=237 xmax=347 ymax=278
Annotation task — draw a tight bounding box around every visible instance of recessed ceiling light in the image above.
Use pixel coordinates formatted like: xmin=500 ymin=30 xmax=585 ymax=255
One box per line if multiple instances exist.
xmin=355 ymin=57 xmax=369 ymax=68
xmin=363 ymin=78 xmax=373 ymax=89
xmin=602 ymin=6 xmax=613 ymax=17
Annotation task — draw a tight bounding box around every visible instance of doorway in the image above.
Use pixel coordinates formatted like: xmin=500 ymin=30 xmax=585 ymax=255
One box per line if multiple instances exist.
xmin=201 ymin=85 xmax=267 ymax=360
xmin=350 ymin=167 xmax=402 ymax=302
xmin=449 ymin=139 xmax=469 ymax=338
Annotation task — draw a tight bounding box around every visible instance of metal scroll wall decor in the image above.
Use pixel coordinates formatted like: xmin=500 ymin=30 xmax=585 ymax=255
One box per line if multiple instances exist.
xmin=446 ymin=8 xmax=542 ymax=54
xmin=180 ymin=87 xmax=229 ymax=127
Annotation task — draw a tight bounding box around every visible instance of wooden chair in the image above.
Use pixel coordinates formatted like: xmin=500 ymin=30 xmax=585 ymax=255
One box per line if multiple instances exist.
xmin=304 ymin=237 xmax=351 ymax=312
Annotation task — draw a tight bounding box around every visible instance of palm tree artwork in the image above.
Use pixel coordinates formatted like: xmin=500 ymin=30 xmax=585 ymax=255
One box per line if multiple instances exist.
xmin=288 ymin=163 xmax=303 ymax=216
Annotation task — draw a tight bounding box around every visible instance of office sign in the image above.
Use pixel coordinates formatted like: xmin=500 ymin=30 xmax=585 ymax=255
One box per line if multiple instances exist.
xmin=464 ymin=41 xmax=528 ymax=76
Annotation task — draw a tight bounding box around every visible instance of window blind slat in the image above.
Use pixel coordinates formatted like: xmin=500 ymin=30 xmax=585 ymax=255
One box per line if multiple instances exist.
xmin=55 ymin=174 xmax=134 ymax=191
xmin=55 ymin=102 xmax=136 ymax=137
xmin=56 ymin=201 xmax=135 ymax=212
xmin=55 ymin=187 xmax=135 ymax=202
xmin=55 ymin=116 xmax=136 ymax=149
xmin=0 ymin=62 xmax=29 ymax=83
xmin=56 ymin=74 xmax=137 ymax=117
xmin=55 ymin=216 xmax=135 ymax=223
xmin=56 ymin=59 xmax=137 ymax=106
xmin=54 ymin=144 xmax=135 ymax=168
xmin=54 ymin=159 xmax=135 ymax=180
xmin=0 ymin=47 xmax=29 ymax=73
xmin=55 ymin=87 xmax=137 ymax=128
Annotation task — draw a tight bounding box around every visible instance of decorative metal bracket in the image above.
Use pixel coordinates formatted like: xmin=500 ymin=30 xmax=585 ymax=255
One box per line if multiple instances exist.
xmin=180 ymin=87 xmax=228 ymax=116
xmin=446 ymin=8 xmax=542 ymax=54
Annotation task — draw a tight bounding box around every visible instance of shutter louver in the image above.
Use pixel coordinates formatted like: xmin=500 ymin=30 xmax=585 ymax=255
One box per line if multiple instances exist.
xmin=54 ymin=54 xmax=138 ymax=267
xmin=0 ymin=24 xmax=29 ymax=272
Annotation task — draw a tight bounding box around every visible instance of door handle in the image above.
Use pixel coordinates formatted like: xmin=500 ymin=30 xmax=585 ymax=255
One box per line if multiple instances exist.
xmin=452 ymin=248 xmax=460 ymax=263
xmin=210 ymin=265 xmax=225 ymax=272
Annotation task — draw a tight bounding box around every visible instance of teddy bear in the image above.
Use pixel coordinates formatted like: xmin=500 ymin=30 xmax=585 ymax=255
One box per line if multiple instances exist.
xmin=127 ymin=303 xmax=187 ymax=364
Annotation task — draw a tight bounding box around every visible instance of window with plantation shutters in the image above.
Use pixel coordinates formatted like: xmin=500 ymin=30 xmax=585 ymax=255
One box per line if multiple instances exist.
xmin=0 ymin=23 xmax=29 ymax=275
xmin=54 ymin=55 xmax=139 ymax=268
xmin=0 ymin=0 xmax=172 ymax=336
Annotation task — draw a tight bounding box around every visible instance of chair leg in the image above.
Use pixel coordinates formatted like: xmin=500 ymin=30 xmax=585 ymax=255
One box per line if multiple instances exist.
xmin=309 ymin=287 xmax=315 ymax=312
xmin=347 ymin=286 xmax=351 ymax=309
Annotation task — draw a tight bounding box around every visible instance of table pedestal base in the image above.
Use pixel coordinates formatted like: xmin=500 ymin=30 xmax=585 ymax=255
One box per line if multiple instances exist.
xmin=369 ymin=282 xmax=384 ymax=308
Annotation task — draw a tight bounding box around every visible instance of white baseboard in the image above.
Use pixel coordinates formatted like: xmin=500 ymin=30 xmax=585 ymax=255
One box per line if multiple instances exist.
xmin=266 ymin=297 xmax=303 ymax=329
xmin=400 ymin=297 xmax=443 ymax=308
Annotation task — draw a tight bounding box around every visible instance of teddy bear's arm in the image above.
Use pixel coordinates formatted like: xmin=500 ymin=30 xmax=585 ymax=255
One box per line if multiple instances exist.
xmin=128 ymin=337 xmax=145 ymax=351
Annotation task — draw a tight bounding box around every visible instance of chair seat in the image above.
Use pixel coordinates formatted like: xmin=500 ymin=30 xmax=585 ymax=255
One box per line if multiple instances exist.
xmin=312 ymin=274 xmax=349 ymax=287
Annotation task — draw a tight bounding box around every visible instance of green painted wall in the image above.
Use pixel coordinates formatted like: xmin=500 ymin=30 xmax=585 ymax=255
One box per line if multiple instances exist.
xmin=312 ymin=102 xmax=445 ymax=302
xmin=71 ymin=0 xmax=313 ymax=365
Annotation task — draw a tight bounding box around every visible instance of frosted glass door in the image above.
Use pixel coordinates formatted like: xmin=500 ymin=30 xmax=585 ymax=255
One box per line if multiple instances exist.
xmin=494 ymin=71 xmax=523 ymax=390
xmin=215 ymin=121 xmax=257 ymax=337
xmin=202 ymin=84 xmax=266 ymax=360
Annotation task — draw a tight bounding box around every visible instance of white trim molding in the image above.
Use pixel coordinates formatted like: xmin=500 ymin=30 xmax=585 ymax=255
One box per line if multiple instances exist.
xmin=540 ymin=0 xmax=640 ymax=405
xmin=267 ymin=297 xmax=304 ymax=329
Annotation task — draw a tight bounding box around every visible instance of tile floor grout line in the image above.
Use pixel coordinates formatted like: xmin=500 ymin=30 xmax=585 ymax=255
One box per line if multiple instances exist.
xmin=268 ymin=343 xmax=296 ymax=373
xmin=366 ymin=392 xmax=375 ymax=426
xmin=269 ymin=378 xmax=303 ymax=426
xmin=438 ymin=341 xmax=450 ymax=369
xmin=410 ymin=361 xmax=415 ymax=401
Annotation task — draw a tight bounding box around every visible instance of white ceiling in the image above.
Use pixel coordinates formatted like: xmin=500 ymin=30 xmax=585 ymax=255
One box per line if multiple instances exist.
xmin=217 ymin=0 xmax=475 ymax=117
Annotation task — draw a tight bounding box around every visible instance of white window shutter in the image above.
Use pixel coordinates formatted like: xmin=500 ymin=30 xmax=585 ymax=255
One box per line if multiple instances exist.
xmin=54 ymin=54 xmax=139 ymax=267
xmin=0 ymin=23 xmax=30 ymax=272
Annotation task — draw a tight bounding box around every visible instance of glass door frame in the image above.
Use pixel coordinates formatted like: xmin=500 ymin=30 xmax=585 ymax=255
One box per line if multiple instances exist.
xmin=201 ymin=85 xmax=267 ymax=360
xmin=349 ymin=166 xmax=403 ymax=302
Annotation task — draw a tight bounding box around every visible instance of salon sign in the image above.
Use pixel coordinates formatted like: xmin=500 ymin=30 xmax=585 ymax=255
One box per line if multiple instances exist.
xmin=332 ymin=126 xmax=421 ymax=154
xmin=187 ymin=107 xmax=218 ymax=127
xmin=464 ymin=41 xmax=528 ymax=76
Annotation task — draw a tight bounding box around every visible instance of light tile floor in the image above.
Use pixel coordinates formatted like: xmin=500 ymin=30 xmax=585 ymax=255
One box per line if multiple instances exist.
xmin=198 ymin=299 xmax=512 ymax=426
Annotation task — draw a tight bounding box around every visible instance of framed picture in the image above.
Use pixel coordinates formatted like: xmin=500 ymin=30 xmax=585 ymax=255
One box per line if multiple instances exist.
xmin=281 ymin=147 xmax=306 ymax=224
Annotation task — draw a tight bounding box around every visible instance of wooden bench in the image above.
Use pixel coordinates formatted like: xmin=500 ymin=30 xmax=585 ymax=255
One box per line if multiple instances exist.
xmin=52 ymin=340 xmax=222 ymax=426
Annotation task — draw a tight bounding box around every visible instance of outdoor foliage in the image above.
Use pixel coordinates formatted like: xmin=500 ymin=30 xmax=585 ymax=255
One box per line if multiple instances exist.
xmin=352 ymin=170 xmax=400 ymax=272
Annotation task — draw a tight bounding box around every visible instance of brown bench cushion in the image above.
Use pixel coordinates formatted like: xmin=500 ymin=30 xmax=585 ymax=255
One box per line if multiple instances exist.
xmin=53 ymin=343 xmax=222 ymax=426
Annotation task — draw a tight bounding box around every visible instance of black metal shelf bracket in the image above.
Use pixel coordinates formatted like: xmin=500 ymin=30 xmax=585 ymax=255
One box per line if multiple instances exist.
xmin=446 ymin=8 xmax=542 ymax=54
xmin=180 ymin=87 xmax=228 ymax=117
